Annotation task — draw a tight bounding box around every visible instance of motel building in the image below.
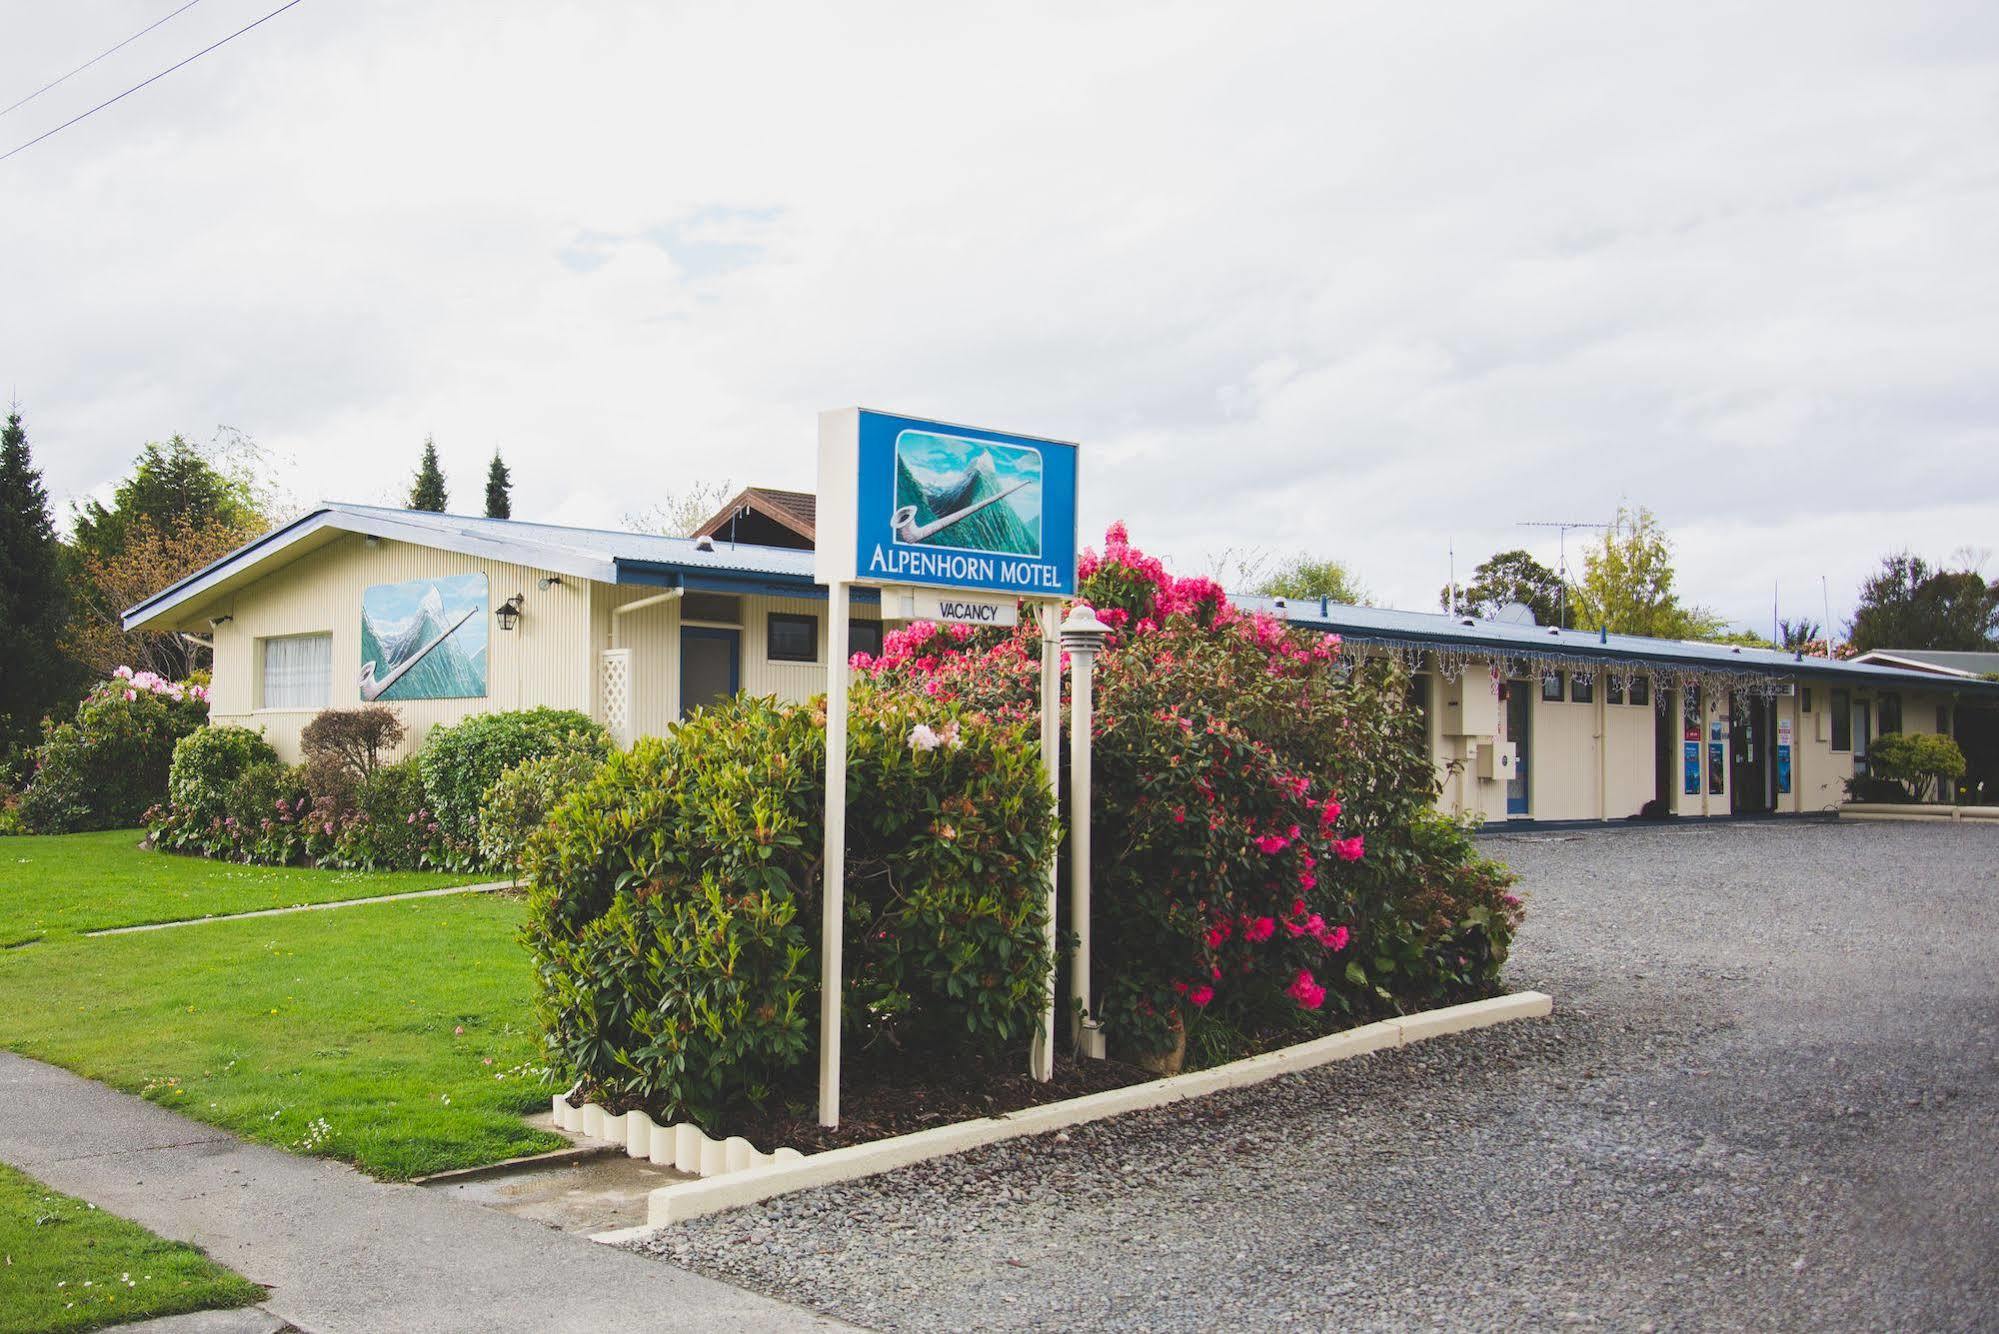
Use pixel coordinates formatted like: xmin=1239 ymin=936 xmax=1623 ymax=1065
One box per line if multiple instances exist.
xmin=122 ymin=492 xmax=1998 ymax=826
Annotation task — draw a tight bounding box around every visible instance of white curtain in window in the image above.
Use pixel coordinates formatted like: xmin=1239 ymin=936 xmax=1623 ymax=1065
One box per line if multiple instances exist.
xmin=262 ymin=634 xmax=332 ymax=709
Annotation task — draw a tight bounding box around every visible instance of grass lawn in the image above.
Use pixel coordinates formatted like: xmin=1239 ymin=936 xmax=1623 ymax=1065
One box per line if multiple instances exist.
xmin=0 ymin=893 xmax=564 ymax=1180
xmin=0 ymin=829 xmax=486 ymax=946
xmin=0 ymin=1161 xmax=263 ymax=1334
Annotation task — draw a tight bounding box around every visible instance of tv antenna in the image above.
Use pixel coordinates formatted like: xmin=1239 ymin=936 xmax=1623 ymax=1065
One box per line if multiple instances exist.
xmin=1517 ymin=519 xmax=1609 ymax=629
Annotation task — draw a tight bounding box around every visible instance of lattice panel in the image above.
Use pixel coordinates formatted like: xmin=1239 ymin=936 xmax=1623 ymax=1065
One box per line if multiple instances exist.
xmin=600 ymin=648 xmax=633 ymax=748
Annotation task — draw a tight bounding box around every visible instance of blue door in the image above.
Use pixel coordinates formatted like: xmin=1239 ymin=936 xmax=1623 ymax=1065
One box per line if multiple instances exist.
xmin=679 ymin=627 xmax=740 ymax=719
xmin=1505 ymin=685 xmax=1531 ymax=815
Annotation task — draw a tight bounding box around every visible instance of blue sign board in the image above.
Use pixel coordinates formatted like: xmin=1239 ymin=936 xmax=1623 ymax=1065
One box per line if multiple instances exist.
xmin=818 ymin=408 xmax=1079 ymax=598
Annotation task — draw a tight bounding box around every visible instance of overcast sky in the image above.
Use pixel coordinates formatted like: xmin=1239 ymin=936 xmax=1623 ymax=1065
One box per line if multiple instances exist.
xmin=6 ymin=0 xmax=1995 ymax=632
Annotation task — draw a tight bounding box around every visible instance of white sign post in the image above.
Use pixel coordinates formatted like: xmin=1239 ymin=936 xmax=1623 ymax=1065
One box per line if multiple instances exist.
xmin=814 ymin=408 xmax=1081 ymax=1126
xmin=1060 ymin=604 xmax=1111 ymax=1058
xmin=1029 ymin=601 xmax=1063 ymax=1081
xmin=817 ymin=581 xmax=850 ymax=1127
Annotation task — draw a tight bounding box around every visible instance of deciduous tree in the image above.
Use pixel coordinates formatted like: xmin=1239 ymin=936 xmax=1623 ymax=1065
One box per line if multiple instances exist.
xmin=66 ymin=516 xmax=264 ymax=680
xmin=64 ymin=434 xmax=273 ymax=682
xmin=1253 ymin=553 xmax=1369 ymax=607
xmin=1846 ymin=553 xmax=1998 ymax=652
xmin=1440 ymin=549 xmax=1567 ymax=626
xmin=1571 ymin=505 xmax=1724 ymax=640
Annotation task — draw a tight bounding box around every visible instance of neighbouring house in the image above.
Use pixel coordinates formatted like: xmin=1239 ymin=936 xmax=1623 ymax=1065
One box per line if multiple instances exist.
xmin=1850 ymin=648 xmax=1999 ymax=802
xmin=122 ymin=500 xmax=1999 ymax=823
xmin=689 ymin=486 xmax=816 ymax=550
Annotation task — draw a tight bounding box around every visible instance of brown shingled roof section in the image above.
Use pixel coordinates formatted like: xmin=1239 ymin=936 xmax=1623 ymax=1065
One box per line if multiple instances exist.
xmin=691 ymin=486 xmax=817 ymax=540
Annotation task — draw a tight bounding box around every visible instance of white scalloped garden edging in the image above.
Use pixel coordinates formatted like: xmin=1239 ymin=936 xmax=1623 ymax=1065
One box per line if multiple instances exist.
xmin=551 ymin=1094 xmax=807 ymax=1176
xmin=600 ymin=989 xmax=1551 ymax=1233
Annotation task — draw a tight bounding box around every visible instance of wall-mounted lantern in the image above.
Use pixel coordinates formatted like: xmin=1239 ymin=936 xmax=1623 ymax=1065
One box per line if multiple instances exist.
xmin=496 ymin=594 xmax=525 ymax=632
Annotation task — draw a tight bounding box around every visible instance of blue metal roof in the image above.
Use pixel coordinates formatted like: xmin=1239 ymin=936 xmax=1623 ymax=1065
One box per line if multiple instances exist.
xmin=1233 ymin=594 xmax=1999 ymax=695
xmin=119 ymin=503 xmax=1996 ymax=698
xmin=121 ymin=502 xmax=839 ymax=630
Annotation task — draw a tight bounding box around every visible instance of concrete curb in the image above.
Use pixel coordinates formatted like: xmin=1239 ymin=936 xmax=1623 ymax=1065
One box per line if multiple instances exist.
xmin=86 ymin=880 xmax=512 ymax=935
xmin=633 ymin=989 xmax=1552 ymax=1229
xmin=1840 ymin=802 xmax=1998 ymax=824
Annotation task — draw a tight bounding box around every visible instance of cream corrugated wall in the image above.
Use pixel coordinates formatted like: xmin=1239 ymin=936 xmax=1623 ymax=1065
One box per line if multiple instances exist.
xmin=598 ymin=588 xmax=881 ymax=737
xmin=205 ymin=534 xmax=593 ymax=762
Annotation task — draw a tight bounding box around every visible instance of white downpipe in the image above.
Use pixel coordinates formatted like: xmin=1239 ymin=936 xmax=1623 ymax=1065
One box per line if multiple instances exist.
xmin=1061 ymin=605 xmax=1111 ymax=1057
xmin=611 ymin=587 xmax=683 ymax=652
xmin=1030 ymin=601 xmax=1063 ymax=1082
xmin=818 ymin=581 xmax=851 ymax=1126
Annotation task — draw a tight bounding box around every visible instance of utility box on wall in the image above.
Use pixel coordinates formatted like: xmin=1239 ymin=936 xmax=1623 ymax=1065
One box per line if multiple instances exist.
xmin=1441 ymin=674 xmax=1499 ymax=737
xmin=1477 ymin=741 xmax=1516 ymax=781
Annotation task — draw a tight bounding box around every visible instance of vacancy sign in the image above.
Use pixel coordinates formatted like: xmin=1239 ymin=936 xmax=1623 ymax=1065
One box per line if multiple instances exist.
xmin=816 ymin=408 xmax=1080 ymax=597
xmin=881 ymin=587 xmax=1021 ymax=627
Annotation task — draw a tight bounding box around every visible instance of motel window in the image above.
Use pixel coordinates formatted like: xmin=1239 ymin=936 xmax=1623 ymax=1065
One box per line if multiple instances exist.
xmin=260 ymin=633 xmax=332 ymax=710
xmin=1830 ymin=689 xmax=1852 ymax=751
xmin=1878 ymin=693 xmax=1902 ymax=736
xmin=1629 ymin=676 xmax=1650 ymax=707
xmin=767 ymin=613 xmax=818 ymax=663
xmin=1570 ymin=673 xmax=1594 ymax=704
xmin=1801 ymin=687 xmax=1812 ymax=714
xmin=850 ymin=619 xmax=884 ymax=661
xmin=1541 ymin=670 xmax=1564 ymax=702
xmin=682 ymin=592 xmax=742 ymax=625
xmin=1606 ymin=675 xmax=1625 ymax=706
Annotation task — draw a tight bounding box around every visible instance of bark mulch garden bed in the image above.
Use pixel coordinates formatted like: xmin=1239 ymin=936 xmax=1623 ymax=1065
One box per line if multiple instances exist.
xmin=725 ymin=1052 xmax=1159 ymax=1155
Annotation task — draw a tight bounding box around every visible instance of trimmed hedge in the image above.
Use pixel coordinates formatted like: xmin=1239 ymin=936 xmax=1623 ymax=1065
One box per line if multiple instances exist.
xmin=418 ymin=708 xmax=611 ymax=847
xmin=167 ymin=726 xmax=279 ymax=828
xmin=476 ymin=750 xmax=606 ymax=876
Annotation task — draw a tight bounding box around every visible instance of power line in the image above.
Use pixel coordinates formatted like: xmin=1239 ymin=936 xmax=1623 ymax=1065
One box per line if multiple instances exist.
xmin=1 ymin=0 xmax=206 ymax=119
xmin=0 ymin=0 xmax=308 ymax=165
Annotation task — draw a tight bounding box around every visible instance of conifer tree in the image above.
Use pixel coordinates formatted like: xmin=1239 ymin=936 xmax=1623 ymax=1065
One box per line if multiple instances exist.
xmin=483 ymin=451 xmax=513 ymax=520
xmin=408 ymin=437 xmax=448 ymax=512
xmin=0 ymin=407 xmax=77 ymax=756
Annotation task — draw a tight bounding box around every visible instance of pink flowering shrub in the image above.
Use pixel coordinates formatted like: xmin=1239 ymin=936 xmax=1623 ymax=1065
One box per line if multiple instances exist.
xmin=20 ymin=671 xmax=210 ymax=832
xmin=858 ymin=524 xmax=1524 ymax=1059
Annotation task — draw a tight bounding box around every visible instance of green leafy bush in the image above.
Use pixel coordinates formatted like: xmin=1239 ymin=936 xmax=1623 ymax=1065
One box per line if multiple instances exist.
xmin=21 ymin=672 xmax=209 ymax=833
xmin=167 ymin=726 xmax=279 ymax=828
xmin=326 ymin=757 xmax=459 ymax=871
xmin=222 ymin=761 xmax=315 ymax=864
xmin=419 ymin=708 xmax=611 ymax=846
xmin=522 ymin=688 xmax=1053 ymax=1129
xmin=1864 ymin=732 xmax=1967 ymax=803
xmin=476 ymin=750 xmax=607 ymax=876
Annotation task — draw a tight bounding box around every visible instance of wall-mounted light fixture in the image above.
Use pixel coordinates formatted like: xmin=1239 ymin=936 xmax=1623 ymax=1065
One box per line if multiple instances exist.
xmin=496 ymin=594 xmax=526 ymax=632
xmin=538 ymin=575 xmax=564 ymax=591
xmin=208 ymin=614 xmax=234 ymax=629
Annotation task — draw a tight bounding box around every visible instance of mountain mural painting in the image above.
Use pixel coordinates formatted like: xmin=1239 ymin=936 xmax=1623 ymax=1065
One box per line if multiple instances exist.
xmin=892 ymin=431 xmax=1042 ymax=558
xmin=360 ymin=573 xmax=490 ymax=701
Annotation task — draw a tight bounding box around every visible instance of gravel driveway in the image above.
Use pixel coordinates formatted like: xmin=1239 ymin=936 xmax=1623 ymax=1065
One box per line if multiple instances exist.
xmin=639 ymin=820 xmax=1999 ymax=1331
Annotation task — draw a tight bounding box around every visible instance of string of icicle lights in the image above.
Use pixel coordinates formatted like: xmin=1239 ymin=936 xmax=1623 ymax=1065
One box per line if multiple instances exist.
xmin=1329 ymin=634 xmax=1801 ymax=708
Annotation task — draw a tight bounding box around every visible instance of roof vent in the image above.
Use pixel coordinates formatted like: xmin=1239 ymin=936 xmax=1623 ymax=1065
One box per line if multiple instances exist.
xmin=1459 ymin=617 xmax=1476 ymax=627
xmin=694 ymin=534 xmax=715 ymax=552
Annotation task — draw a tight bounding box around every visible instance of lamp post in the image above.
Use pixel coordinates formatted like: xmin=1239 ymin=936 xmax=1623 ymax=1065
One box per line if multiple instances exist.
xmin=1060 ymin=603 xmax=1111 ymax=1058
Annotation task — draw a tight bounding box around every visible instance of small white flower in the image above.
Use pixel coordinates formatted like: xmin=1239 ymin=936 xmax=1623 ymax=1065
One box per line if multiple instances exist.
xmin=907 ymin=723 xmax=942 ymax=752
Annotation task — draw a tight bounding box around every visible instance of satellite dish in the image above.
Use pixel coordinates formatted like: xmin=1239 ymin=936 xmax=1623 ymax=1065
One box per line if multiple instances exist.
xmin=1493 ymin=601 xmax=1538 ymax=626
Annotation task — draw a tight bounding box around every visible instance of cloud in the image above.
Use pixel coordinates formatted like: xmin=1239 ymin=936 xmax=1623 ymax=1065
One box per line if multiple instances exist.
xmin=4 ymin=0 xmax=1996 ymax=632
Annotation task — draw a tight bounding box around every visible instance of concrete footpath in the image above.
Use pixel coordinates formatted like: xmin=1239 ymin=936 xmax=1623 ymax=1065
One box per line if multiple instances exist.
xmin=0 ymin=1052 xmax=844 ymax=1333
